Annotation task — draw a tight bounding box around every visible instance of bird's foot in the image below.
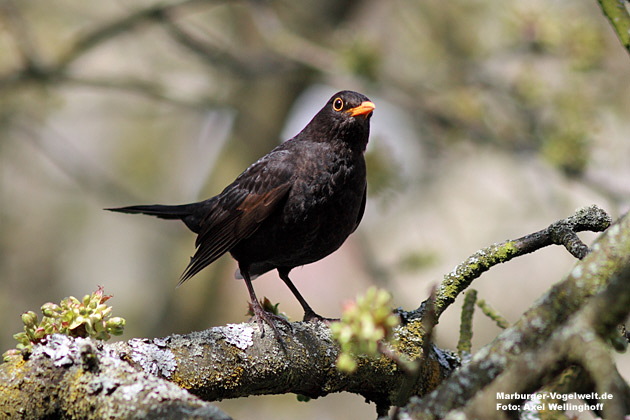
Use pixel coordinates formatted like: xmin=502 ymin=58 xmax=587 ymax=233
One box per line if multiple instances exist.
xmin=248 ymin=300 xmax=292 ymax=340
xmin=302 ymin=310 xmax=339 ymax=325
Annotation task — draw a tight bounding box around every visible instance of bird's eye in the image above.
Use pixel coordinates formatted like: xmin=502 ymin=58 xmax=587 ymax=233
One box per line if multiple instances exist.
xmin=333 ymin=97 xmax=344 ymax=111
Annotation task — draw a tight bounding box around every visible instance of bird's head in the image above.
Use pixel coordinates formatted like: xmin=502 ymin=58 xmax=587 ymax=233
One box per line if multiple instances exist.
xmin=301 ymin=90 xmax=375 ymax=151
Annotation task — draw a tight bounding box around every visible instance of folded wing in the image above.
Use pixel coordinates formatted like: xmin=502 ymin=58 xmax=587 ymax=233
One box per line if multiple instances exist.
xmin=179 ymin=150 xmax=293 ymax=284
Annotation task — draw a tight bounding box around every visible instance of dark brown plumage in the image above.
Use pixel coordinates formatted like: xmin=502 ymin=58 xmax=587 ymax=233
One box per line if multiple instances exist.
xmin=107 ymin=90 xmax=374 ymax=332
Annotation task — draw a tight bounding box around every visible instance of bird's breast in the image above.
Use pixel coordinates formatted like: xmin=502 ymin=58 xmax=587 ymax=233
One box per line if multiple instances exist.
xmin=284 ymin=154 xmax=364 ymax=223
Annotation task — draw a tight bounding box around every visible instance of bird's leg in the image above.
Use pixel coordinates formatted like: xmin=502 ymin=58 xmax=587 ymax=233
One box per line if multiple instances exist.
xmin=240 ymin=265 xmax=290 ymax=338
xmin=277 ymin=268 xmax=338 ymax=323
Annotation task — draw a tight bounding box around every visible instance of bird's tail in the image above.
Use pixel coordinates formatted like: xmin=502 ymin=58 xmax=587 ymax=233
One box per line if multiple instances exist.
xmin=107 ymin=203 xmax=208 ymax=233
xmin=106 ymin=204 xmax=194 ymax=220
xmin=109 ymin=197 xmax=214 ymax=235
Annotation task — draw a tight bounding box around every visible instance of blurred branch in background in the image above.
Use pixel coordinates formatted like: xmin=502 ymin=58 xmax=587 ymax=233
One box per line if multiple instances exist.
xmin=2 ymin=0 xmax=627 ymax=192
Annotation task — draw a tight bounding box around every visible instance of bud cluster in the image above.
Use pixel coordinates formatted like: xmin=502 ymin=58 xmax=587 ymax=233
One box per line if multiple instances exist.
xmin=3 ymin=286 xmax=125 ymax=361
xmin=330 ymin=286 xmax=400 ymax=373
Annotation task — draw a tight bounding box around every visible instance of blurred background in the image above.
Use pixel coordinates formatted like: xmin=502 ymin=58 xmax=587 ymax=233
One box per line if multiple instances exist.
xmin=1 ymin=0 xmax=629 ymax=418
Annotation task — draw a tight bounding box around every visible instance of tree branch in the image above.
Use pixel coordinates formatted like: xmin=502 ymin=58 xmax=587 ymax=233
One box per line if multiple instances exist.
xmin=121 ymin=318 xmax=455 ymax=408
xmin=432 ymin=205 xmax=611 ymax=317
xmin=597 ymin=0 xmax=630 ymax=56
xmin=0 ymin=0 xmax=225 ymax=93
xmin=0 ymin=317 xmax=455 ymax=418
xmin=55 ymin=0 xmax=217 ymax=70
xmin=396 ymin=209 xmax=630 ymax=419
xmin=0 ymin=335 xmax=231 ymax=419
xmin=453 ymin=254 xmax=630 ymax=419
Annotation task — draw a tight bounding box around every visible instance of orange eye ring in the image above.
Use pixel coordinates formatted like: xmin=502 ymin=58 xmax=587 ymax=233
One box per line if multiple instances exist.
xmin=333 ymin=97 xmax=344 ymax=111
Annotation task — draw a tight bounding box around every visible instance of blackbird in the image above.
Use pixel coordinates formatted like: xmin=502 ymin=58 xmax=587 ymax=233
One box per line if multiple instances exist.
xmin=107 ymin=90 xmax=375 ymax=333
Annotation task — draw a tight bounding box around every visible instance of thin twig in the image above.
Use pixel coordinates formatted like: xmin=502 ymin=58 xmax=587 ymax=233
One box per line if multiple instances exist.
xmin=597 ymin=0 xmax=630 ymax=56
xmin=457 ymin=289 xmax=477 ymax=358
xmin=432 ymin=205 xmax=611 ymax=317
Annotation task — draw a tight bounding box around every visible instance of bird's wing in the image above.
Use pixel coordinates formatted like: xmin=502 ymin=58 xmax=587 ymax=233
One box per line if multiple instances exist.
xmin=179 ymin=150 xmax=293 ymax=283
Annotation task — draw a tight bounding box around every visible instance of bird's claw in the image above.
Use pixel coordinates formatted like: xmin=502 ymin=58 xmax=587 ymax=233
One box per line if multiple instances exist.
xmin=249 ymin=301 xmax=292 ymax=340
xmin=302 ymin=310 xmax=339 ymax=325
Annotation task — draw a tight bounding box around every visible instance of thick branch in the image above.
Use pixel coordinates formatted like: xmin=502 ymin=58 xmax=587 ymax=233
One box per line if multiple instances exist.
xmin=118 ymin=320 xmax=454 ymax=407
xmin=0 ymin=335 xmax=231 ymax=420
xmin=0 ymin=318 xmax=455 ymax=418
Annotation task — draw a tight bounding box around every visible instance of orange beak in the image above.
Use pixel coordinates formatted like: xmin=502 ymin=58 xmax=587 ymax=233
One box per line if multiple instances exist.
xmin=347 ymin=101 xmax=375 ymax=117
